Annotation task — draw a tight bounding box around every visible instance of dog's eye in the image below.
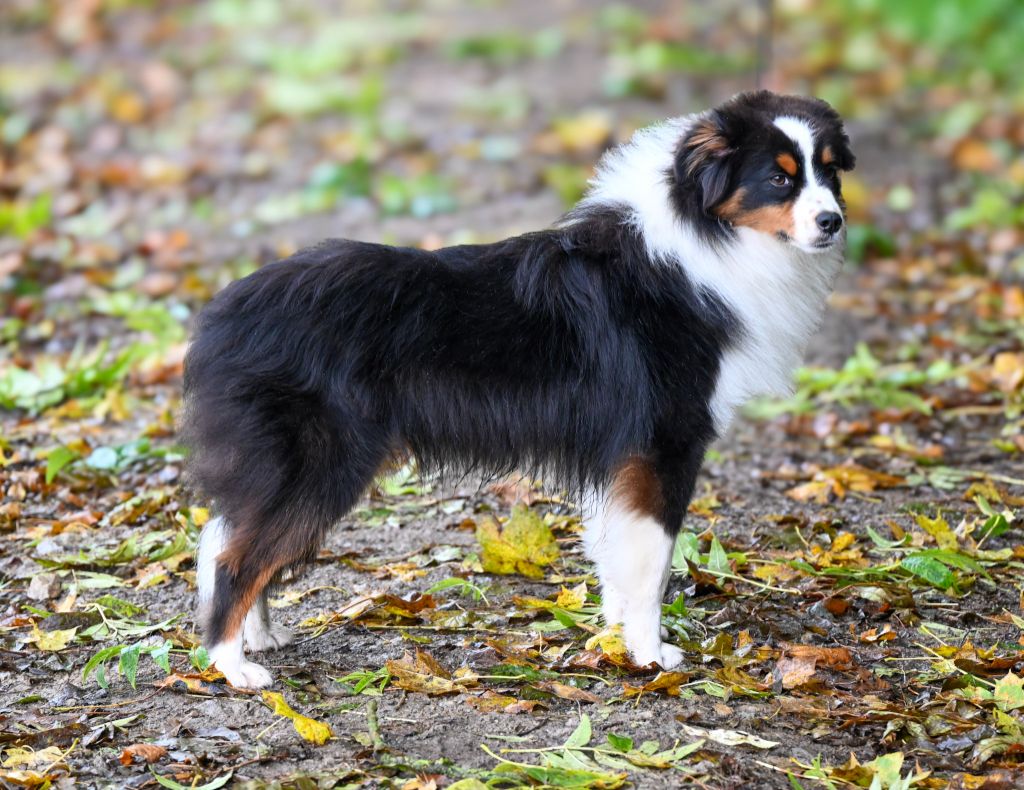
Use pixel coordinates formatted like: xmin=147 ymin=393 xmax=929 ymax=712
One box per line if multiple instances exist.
xmin=769 ymin=173 xmax=791 ymax=188
xmin=824 ymin=165 xmax=840 ymax=179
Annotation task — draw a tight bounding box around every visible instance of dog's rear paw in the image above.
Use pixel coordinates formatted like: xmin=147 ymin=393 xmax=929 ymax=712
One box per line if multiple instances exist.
xmin=246 ymin=622 xmax=294 ymax=652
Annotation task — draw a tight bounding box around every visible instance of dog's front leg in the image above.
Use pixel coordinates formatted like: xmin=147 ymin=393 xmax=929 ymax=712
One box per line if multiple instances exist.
xmin=584 ymin=487 xmax=680 ymax=669
xmin=584 ymin=447 xmax=705 ymax=669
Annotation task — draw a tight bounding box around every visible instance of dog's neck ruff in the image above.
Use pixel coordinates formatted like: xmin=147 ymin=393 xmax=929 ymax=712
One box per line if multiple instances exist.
xmin=576 ymin=115 xmax=843 ymax=433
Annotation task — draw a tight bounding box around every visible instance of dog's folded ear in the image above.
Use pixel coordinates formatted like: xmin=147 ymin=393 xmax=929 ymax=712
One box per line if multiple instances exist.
xmin=674 ymin=112 xmax=735 ymax=214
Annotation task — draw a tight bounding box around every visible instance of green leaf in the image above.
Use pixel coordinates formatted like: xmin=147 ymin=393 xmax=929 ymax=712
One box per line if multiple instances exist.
xmin=84 ymin=446 xmax=119 ymax=470
xmin=190 ymin=645 xmax=211 ymax=671
xmin=606 ymin=733 xmax=633 ymax=752
xmin=707 ymin=535 xmax=730 ymax=575
xmin=564 ymin=714 xmax=592 ymax=749
xmin=45 ymin=446 xmax=79 ymax=484
xmin=151 ymin=641 xmax=172 ymax=674
xmin=899 ymin=554 xmax=954 ymax=589
xmin=119 ymin=644 xmax=142 ymax=689
xmin=82 ymin=645 xmax=125 ymax=685
xmin=994 ymin=673 xmax=1024 ymax=711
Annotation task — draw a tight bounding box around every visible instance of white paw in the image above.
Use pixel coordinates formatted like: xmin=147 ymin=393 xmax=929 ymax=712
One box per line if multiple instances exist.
xmin=208 ymin=640 xmax=275 ymax=688
xmin=245 ymin=622 xmax=294 ymax=652
xmin=630 ymin=641 xmax=684 ymax=670
xmin=219 ymin=657 xmax=274 ymax=689
xmin=656 ymin=641 xmax=684 ymax=669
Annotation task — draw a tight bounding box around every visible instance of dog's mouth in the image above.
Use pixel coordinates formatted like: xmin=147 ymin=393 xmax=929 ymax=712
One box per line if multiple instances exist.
xmin=793 ymin=237 xmax=841 ymax=254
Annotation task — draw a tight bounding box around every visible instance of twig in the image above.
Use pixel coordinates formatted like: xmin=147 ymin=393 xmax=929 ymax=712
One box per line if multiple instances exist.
xmin=366 ymin=699 xmax=386 ymax=751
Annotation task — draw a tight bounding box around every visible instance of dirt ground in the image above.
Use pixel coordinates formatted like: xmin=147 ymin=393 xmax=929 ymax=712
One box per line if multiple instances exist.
xmin=2 ymin=1 xmax=1023 ymax=789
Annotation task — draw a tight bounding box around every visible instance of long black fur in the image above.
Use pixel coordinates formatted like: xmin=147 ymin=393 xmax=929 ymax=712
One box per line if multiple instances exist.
xmin=183 ymin=207 xmax=737 ymax=642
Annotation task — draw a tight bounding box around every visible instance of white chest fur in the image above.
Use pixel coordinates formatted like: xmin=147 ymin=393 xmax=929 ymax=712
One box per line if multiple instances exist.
xmin=578 ymin=115 xmax=842 ymax=434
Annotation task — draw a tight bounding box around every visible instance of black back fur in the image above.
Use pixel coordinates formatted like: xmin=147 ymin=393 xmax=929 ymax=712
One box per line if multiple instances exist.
xmin=182 ymin=207 xmax=737 ymax=587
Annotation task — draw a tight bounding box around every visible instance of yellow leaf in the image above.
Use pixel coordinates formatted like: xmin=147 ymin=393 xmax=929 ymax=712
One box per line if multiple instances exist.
xmin=555 ymin=582 xmax=587 ymax=611
xmin=866 ymin=751 xmax=904 ymax=786
xmin=991 ymin=352 xmax=1024 ymax=393
xmin=31 ymin=624 xmax=77 ymax=651
xmin=830 ymin=532 xmax=857 ymax=552
xmin=552 ymin=111 xmax=612 ymax=152
xmin=585 ymin=626 xmax=628 ymax=662
xmin=476 ymin=506 xmax=559 ymax=578
xmin=2 ymin=746 xmax=65 ymax=769
xmin=262 ymin=691 xmax=332 ymax=745
xmin=915 ymin=513 xmax=958 ymax=551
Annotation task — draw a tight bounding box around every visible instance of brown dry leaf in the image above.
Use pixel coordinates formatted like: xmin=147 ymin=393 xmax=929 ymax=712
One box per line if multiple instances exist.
xmin=990 ymin=352 xmax=1024 ymax=393
xmin=157 ymin=671 xmax=226 ymax=696
xmin=859 ymin=625 xmax=897 ymax=643
xmin=784 ymin=644 xmax=855 ymax=669
xmin=622 ymin=671 xmax=692 ymax=697
xmin=534 ymin=680 xmax=601 ymax=704
xmin=952 ymin=138 xmax=999 ymax=172
xmin=786 ymin=463 xmax=904 ymax=503
xmin=118 ymin=744 xmax=168 ymax=766
xmin=774 ymin=653 xmax=819 ymax=689
xmin=386 ymin=650 xmax=468 ymax=696
xmin=465 ymin=691 xmax=541 ymax=714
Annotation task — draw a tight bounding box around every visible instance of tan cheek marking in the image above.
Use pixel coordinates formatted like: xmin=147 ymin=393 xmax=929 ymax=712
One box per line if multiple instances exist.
xmin=730 ymin=202 xmax=797 ymax=238
xmin=612 ymin=457 xmax=664 ymax=517
xmin=821 ymin=146 xmax=834 ymax=166
xmin=776 ymin=153 xmax=798 ymax=176
xmin=713 ymin=187 xmax=746 ymax=221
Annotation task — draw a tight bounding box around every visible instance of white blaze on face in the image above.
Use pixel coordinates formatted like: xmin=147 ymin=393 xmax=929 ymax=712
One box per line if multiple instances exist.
xmin=773 ymin=116 xmax=841 ymax=251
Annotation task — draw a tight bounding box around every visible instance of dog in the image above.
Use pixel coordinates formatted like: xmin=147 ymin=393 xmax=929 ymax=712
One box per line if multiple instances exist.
xmin=183 ymin=90 xmax=854 ymax=688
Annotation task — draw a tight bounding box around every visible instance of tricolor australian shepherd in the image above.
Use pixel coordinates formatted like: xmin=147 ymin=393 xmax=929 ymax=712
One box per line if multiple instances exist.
xmin=184 ymin=90 xmax=855 ymax=687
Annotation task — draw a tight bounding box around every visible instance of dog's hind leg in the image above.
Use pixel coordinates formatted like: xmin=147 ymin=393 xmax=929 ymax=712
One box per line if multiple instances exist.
xmin=199 ymin=411 xmax=393 ymax=688
xmin=197 ymin=517 xmax=293 ymax=652
xmin=243 ymin=591 xmax=293 ymax=651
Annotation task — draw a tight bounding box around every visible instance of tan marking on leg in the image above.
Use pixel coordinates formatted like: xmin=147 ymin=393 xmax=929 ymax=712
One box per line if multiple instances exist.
xmin=612 ymin=457 xmax=664 ymax=517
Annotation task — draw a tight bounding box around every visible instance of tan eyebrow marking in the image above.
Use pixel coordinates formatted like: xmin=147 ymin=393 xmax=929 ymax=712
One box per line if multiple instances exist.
xmin=776 ymin=153 xmax=798 ymax=176
xmin=821 ymin=146 xmax=834 ymax=165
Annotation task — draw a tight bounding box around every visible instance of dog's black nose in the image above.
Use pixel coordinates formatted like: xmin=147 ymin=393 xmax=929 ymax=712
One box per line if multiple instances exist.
xmin=816 ymin=211 xmax=843 ymax=234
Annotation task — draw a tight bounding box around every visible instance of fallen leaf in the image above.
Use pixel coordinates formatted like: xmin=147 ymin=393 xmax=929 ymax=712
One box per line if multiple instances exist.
xmin=2 ymin=746 xmax=66 ymax=769
xmin=774 ymin=653 xmax=818 ymax=689
xmin=386 ymin=650 xmax=469 ymax=696
xmin=476 ymin=506 xmax=559 ymax=578
xmin=119 ymin=744 xmax=168 ymax=765
xmin=678 ymin=725 xmax=778 ymax=749
xmin=534 ymin=680 xmax=601 ymax=704
xmin=623 ymin=671 xmax=692 ymax=697
xmin=30 ymin=624 xmax=77 ymax=651
xmin=262 ymin=691 xmax=332 ymax=745
xmin=993 ymin=672 xmax=1024 ymax=711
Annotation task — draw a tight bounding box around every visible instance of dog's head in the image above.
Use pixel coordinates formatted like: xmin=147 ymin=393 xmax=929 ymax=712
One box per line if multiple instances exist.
xmin=674 ymin=91 xmax=855 ymax=253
